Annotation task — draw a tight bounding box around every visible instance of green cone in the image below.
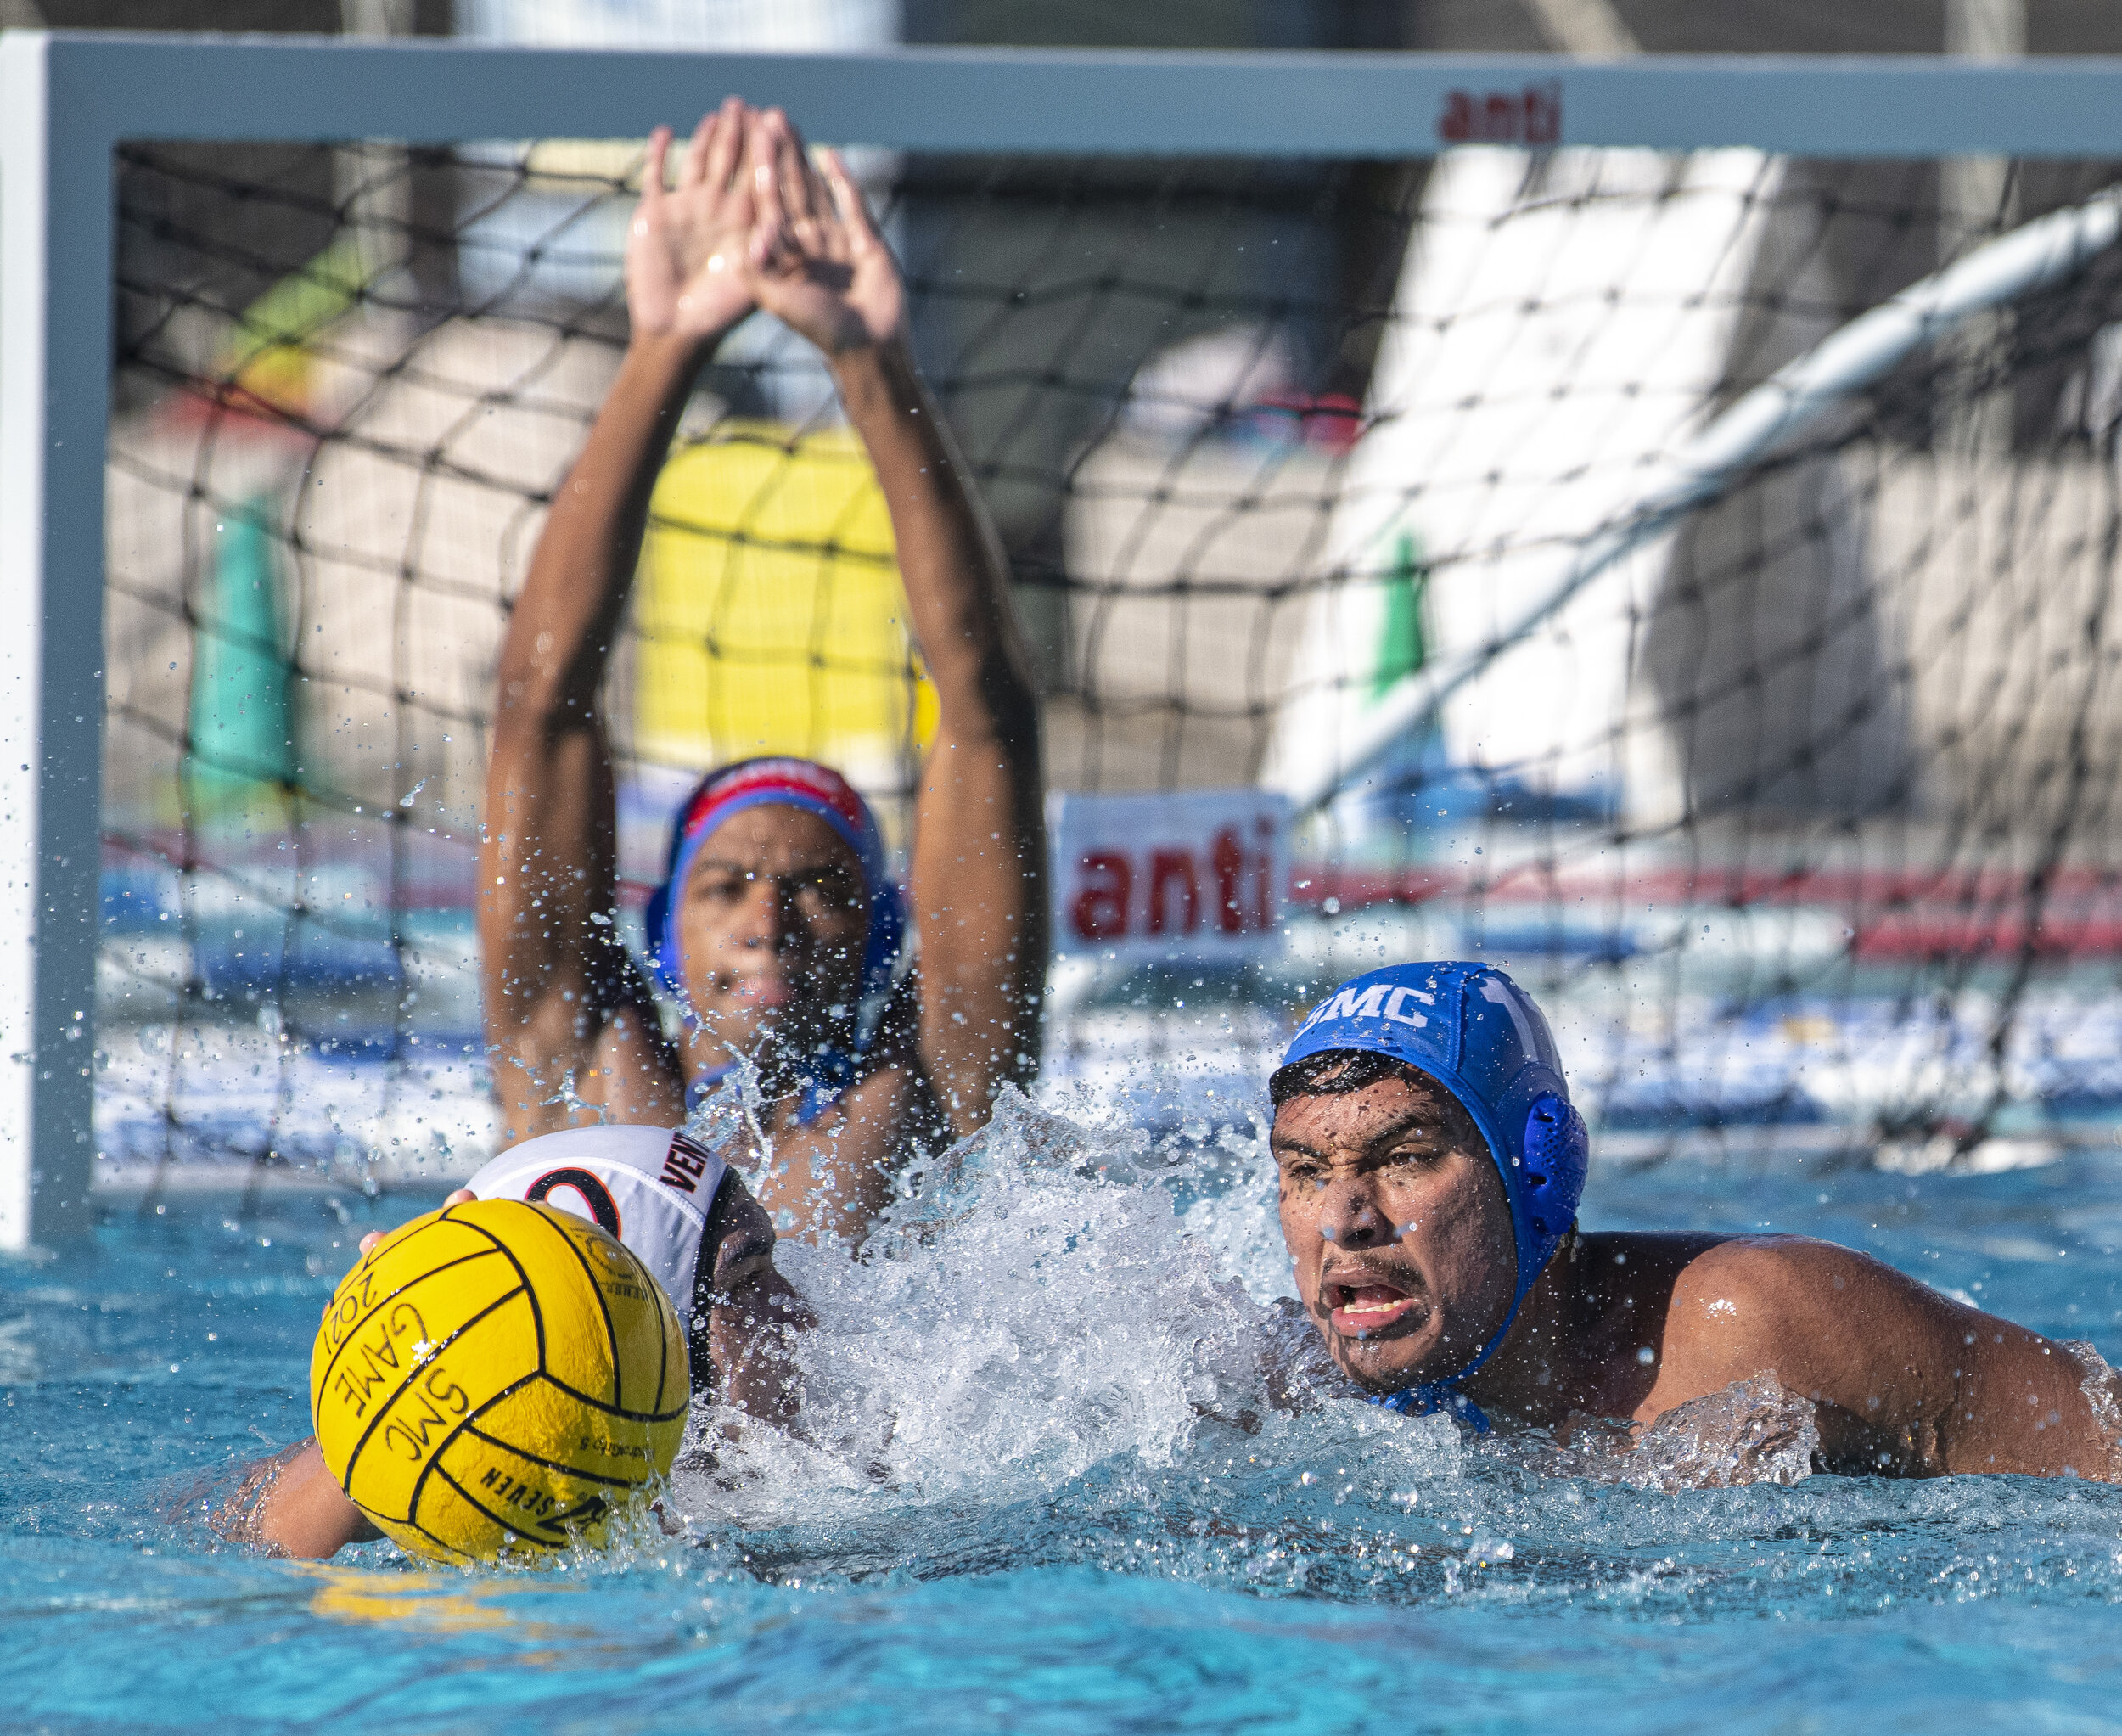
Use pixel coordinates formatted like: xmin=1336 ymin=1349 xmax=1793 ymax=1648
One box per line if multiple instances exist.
xmin=1371 ymin=530 xmax=1429 ymax=702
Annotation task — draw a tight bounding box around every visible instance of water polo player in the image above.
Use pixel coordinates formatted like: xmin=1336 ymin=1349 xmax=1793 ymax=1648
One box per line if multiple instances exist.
xmin=480 ymin=99 xmax=1043 ymax=1243
xmin=231 ymin=1121 xmax=809 ymax=1559
xmin=1272 ymin=961 xmax=2119 ymax=1477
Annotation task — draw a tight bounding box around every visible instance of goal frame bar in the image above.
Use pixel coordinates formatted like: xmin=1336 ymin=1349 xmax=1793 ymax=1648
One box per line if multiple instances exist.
xmin=9 ymin=29 xmax=2122 ymax=1247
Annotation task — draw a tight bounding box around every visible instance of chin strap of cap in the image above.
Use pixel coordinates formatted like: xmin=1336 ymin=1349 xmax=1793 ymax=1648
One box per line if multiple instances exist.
xmin=1370 ymin=1383 xmax=1493 ymax=1435
xmin=1366 ymin=1281 xmax=1524 ymax=1437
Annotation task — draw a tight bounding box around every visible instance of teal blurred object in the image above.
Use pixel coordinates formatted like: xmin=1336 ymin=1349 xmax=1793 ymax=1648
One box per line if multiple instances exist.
xmin=186 ymin=496 xmax=295 ymax=811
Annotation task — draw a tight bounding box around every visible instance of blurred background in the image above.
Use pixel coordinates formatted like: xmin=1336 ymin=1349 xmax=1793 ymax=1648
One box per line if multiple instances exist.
xmin=33 ymin=0 xmax=2122 ymax=1192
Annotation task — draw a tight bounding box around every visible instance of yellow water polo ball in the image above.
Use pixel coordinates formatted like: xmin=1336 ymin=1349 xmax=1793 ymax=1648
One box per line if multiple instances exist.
xmin=310 ymin=1198 xmax=688 ymax=1564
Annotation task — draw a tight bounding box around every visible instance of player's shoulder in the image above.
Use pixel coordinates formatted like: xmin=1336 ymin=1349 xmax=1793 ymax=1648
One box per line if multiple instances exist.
xmin=466 ymin=1121 xmax=738 ymax=1325
xmin=1563 ymin=1232 xmax=1852 ymax=1405
xmin=831 ymin=1050 xmax=948 ymax=1155
xmin=1570 ymin=1229 xmax=1885 ymax=1345
xmin=1663 ymin=1232 xmax=1889 ymax=1321
xmin=1641 ymin=1232 xmax=1951 ymax=1390
xmin=1692 ymin=1229 xmax=1910 ymax=1284
xmin=471 ymin=1121 xmax=712 ymax=1202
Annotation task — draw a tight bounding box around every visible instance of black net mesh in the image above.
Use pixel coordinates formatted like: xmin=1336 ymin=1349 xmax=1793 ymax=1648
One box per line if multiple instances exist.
xmin=98 ymin=135 xmax=2122 ymax=1188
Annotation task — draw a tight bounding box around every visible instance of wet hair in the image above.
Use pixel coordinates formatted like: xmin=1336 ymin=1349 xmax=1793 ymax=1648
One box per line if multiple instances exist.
xmin=1267 ymin=1048 xmax=1486 ymax=1153
xmin=1268 ymin=1047 xmax=1416 ymax=1108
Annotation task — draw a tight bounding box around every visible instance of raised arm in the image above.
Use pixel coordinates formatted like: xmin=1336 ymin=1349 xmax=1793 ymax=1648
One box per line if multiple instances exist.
xmin=746 ymin=111 xmax=1047 ymax=1138
xmin=479 ymin=104 xmax=758 ymax=1141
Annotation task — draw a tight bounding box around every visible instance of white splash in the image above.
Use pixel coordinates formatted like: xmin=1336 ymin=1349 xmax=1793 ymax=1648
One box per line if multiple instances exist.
xmin=1616 ymin=1374 xmax=1820 ymax=1491
xmin=666 ymin=1089 xmax=1824 ymax=1562
xmin=2062 ymin=1338 xmax=2122 ymax=1480
xmin=670 ymin=1088 xmax=1325 ymax=1534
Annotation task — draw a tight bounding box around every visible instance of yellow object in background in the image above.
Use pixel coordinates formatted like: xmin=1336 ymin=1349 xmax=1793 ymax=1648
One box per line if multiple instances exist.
xmin=310 ymin=1199 xmax=687 ymax=1565
xmin=218 ymin=232 xmax=372 ymax=419
xmin=634 ymin=423 xmax=938 ymax=789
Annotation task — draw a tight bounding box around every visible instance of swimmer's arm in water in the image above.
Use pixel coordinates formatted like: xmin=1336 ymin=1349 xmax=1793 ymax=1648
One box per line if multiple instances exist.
xmin=745 ymin=110 xmax=1047 ymax=1141
xmin=479 ymin=103 xmax=760 ymax=1145
xmin=1639 ymin=1237 xmax=2115 ymax=1479
xmin=224 ymin=1438 xmax=381 ymax=1559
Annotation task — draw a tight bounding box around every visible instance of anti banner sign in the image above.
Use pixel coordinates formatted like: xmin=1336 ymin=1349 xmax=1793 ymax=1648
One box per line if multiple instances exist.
xmin=1047 ymin=788 xmax=1290 ymax=960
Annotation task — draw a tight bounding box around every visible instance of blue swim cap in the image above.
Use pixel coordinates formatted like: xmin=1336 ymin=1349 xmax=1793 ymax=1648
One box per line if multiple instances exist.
xmin=1277 ymin=961 xmax=1588 ymax=1407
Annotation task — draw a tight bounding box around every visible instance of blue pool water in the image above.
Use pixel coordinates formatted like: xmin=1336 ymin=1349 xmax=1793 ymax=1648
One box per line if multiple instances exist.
xmin=12 ymin=1122 xmax=2122 ymax=1733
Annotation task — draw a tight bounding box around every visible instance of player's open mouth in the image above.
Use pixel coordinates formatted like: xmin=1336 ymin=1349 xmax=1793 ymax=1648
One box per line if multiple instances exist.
xmin=733 ymin=980 xmax=791 ymax=1008
xmin=1323 ymin=1271 xmax=1424 ymax=1338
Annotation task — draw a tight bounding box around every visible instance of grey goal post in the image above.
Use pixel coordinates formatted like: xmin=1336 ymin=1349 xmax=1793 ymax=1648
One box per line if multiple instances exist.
xmin=9 ymin=31 xmax=2122 ymax=1248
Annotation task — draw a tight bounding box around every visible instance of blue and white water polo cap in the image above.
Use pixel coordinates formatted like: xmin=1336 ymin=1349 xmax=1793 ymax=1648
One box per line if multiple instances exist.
xmin=1277 ymin=961 xmax=1589 ymax=1335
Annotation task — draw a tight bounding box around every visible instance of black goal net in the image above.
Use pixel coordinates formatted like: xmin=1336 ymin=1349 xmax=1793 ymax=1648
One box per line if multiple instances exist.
xmin=98 ymin=130 xmax=2122 ymax=1186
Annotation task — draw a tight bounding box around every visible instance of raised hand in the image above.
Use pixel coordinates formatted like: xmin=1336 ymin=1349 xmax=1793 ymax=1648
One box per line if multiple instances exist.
xmin=354 ymin=1189 xmax=474 ymax=1261
xmin=322 ymin=1188 xmax=475 ymax=1323
xmin=744 ymin=107 xmax=905 ymax=358
xmin=626 ymin=98 xmax=758 ymax=341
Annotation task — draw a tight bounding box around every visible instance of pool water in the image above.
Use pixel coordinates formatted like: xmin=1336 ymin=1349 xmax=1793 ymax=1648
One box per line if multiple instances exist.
xmin=12 ymin=1105 xmax=2122 ymax=1733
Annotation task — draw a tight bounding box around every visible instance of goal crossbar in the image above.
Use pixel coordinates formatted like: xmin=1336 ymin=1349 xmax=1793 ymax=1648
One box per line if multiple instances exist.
xmin=12 ymin=30 xmax=2122 ymax=1247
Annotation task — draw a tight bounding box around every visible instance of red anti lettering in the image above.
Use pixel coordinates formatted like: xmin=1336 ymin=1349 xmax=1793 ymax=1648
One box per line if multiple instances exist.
xmin=1070 ymin=851 xmax=1131 ymax=941
xmin=1147 ymin=850 xmax=1199 ymax=937
xmin=1212 ymin=828 xmax=1245 ymax=935
xmin=1438 ymin=82 xmax=1563 ymax=146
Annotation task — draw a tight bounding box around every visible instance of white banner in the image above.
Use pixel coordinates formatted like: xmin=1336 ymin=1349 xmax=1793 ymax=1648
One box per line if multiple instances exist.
xmin=1047 ymin=789 xmax=1289 ymax=961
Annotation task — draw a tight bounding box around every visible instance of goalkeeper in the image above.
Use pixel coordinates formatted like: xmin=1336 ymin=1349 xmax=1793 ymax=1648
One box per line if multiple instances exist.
xmin=480 ymin=100 xmax=1044 ymax=1244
